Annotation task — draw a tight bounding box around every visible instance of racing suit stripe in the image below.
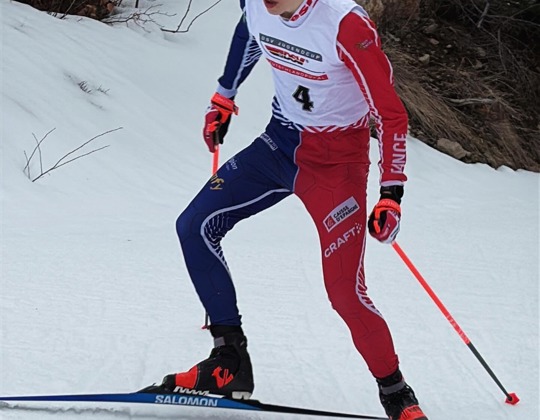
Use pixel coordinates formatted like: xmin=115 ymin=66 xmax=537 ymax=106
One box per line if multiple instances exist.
xmin=201 ymin=188 xmax=290 ymax=274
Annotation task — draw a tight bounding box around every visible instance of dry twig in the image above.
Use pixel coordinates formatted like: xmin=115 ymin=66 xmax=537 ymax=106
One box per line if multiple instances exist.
xmin=161 ymin=0 xmax=222 ymax=33
xmin=104 ymin=4 xmax=172 ymax=28
xmin=23 ymin=128 xmax=56 ymax=179
xmin=24 ymin=127 xmax=123 ymax=182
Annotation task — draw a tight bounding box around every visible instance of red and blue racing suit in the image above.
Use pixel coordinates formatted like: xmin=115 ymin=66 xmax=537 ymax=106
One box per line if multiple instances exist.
xmin=177 ymin=0 xmax=409 ymax=380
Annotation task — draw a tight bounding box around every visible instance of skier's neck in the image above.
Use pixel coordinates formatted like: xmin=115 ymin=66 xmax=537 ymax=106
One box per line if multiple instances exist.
xmin=280 ymin=0 xmax=306 ymax=20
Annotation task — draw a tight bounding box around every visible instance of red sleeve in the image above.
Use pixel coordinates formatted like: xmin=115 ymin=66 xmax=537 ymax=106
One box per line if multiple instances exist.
xmin=337 ymin=11 xmax=408 ymax=186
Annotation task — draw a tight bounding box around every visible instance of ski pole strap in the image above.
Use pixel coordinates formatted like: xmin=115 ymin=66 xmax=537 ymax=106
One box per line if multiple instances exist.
xmin=211 ymin=93 xmax=239 ymax=123
xmin=376 ymin=199 xmax=401 ymax=214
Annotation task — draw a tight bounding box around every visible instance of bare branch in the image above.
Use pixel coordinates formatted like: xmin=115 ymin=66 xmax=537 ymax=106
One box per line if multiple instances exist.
xmin=23 ymin=127 xmax=56 ymax=174
xmin=48 ymin=127 xmax=123 ymax=171
xmin=171 ymin=0 xmax=192 ymax=33
xmin=32 ymin=132 xmax=44 ymax=175
xmin=161 ymin=0 xmax=222 ymax=34
xmin=32 ymin=145 xmax=110 ymax=182
xmin=477 ymin=0 xmax=490 ymax=29
xmin=445 ymin=97 xmax=495 ymax=106
xmin=24 ymin=151 xmax=31 ymax=180
xmin=59 ymin=0 xmax=79 ymax=19
xmin=104 ymin=5 xmax=173 ymax=28
xmin=24 ymin=127 xmax=123 ymax=182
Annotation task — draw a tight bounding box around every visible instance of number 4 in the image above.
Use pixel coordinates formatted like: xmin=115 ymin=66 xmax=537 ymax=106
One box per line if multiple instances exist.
xmin=292 ymin=85 xmax=314 ymax=112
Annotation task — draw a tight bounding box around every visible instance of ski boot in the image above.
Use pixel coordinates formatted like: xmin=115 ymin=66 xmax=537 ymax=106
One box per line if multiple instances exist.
xmin=377 ymin=369 xmax=428 ymax=420
xmin=140 ymin=325 xmax=254 ymax=399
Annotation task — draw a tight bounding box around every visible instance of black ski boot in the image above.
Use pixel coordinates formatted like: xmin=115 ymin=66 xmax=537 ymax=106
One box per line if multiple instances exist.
xmin=377 ymin=369 xmax=428 ymax=420
xmin=140 ymin=326 xmax=254 ymax=399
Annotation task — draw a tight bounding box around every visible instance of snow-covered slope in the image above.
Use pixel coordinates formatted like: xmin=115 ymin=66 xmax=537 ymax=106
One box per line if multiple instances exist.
xmin=1 ymin=1 xmax=538 ymax=419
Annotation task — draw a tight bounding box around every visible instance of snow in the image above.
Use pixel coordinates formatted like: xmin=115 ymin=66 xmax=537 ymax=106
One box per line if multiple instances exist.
xmin=0 ymin=1 xmax=538 ymax=419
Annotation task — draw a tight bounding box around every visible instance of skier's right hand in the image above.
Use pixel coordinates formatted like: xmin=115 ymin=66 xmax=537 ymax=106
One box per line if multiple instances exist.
xmin=203 ymin=93 xmax=239 ymax=153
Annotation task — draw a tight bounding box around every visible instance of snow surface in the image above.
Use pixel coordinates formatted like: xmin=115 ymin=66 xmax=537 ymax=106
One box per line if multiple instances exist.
xmin=1 ymin=1 xmax=538 ymax=419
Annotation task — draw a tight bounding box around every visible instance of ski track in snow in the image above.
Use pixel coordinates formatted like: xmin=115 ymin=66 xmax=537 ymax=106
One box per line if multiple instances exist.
xmin=1 ymin=1 xmax=538 ymax=420
xmin=0 ymin=402 xmax=255 ymax=420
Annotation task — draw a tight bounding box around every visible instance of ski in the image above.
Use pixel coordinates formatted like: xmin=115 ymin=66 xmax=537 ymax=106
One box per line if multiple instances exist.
xmin=0 ymin=391 xmax=388 ymax=419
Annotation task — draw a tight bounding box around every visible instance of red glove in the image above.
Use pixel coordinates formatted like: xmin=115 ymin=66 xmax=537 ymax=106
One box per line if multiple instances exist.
xmin=368 ymin=186 xmax=403 ymax=244
xmin=203 ymin=93 xmax=238 ymax=153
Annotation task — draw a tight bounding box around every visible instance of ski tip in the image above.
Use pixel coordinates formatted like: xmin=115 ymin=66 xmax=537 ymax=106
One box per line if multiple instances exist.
xmin=505 ymin=392 xmax=520 ymax=405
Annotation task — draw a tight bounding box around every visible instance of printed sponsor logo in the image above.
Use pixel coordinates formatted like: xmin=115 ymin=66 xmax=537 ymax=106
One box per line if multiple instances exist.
xmin=172 ymin=387 xmax=209 ymax=396
xmin=154 ymin=395 xmax=218 ymax=406
xmin=267 ymin=59 xmax=328 ymax=81
xmin=267 ymin=45 xmax=306 ymax=65
xmin=355 ymin=39 xmax=374 ymax=50
xmin=324 ymin=217 xmax=336 ymax=231
xmin=260 ymin=133 xmax=278 ymax=151
xmin=324 ymin=223 xmax=363 ymax=258
xmin=227 ymin=157 xmax=238 ymax=170
xmin=209 ymin=173 xmax=225 ymax=190
xmin=260 ymin=34 xmax=322 ymax=61
xmin=212 ymin=367 xmax=234 ymax=388
xmin=391 ymin=134 xmax=406 ymax=174
xmin=290 ymin=0 xmax=318 ymax=21
xmin=323 ymin=197 xmax=360 ymax=232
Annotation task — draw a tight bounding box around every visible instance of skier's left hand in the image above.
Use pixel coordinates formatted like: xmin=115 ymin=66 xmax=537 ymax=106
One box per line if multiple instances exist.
xmin=368 ymin=186 xmax=403 ymax=244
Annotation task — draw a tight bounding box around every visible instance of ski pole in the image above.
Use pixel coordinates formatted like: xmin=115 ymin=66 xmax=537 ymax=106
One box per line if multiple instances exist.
xmin=202 ymin=146 xmax=220 ymax=330
xmin=391 ymin=241 xmax=519 ymax=405
xmin=212 ymin=144 xmax=220 ymax=175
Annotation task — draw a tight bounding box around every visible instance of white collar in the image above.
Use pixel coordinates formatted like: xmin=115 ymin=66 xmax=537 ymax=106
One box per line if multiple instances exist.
xmin=280 ymin=0 xmax=319 ymax=28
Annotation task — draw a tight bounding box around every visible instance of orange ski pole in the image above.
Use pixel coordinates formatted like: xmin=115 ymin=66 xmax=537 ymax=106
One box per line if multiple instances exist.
xmin=212 ymin=144 xmax=220 ymax=175
xmin=391 ymin=241 xmax=519 ymax=405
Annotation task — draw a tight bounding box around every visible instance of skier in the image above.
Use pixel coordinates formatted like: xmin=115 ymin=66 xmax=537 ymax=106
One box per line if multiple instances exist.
xmin=144 ymin=1 xmax=427 ymax=419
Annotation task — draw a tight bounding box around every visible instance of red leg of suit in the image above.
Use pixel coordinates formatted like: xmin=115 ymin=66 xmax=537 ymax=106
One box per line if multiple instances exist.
xmin=294 ymin=127 xmax=399 ymax=379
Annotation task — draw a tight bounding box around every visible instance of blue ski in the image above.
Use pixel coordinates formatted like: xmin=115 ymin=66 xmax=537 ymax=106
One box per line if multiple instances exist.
xmin=0 ymin=392 xmax=387 ymax=419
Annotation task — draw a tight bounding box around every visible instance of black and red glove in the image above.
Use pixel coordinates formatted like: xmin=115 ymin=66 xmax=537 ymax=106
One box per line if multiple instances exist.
xmin=368 ymin=186 xmax=403 ymax=244
xmin=202 ymin=93 xmax=239 ymax=153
